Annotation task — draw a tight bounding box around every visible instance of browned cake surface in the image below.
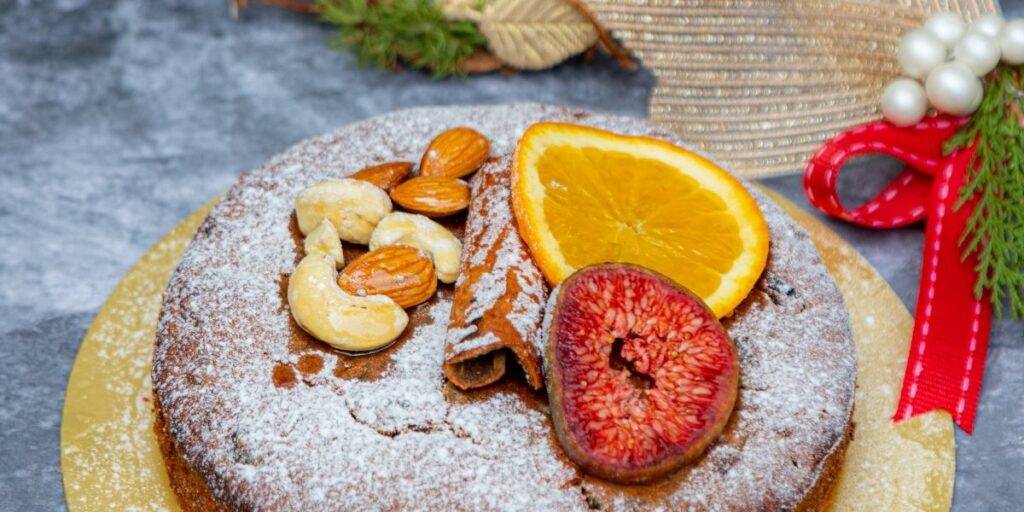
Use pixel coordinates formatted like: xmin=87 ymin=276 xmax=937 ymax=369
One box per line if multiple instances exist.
xmin=153 ymin=104 xmax=857 ymax=511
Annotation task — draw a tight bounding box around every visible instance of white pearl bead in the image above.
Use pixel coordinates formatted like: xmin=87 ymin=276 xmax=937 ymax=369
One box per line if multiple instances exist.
xmin=926 ymin=62 xmax=984 ymax=116
xmin=1000 ymin=19 xmax=1024 ymax=64
xmin=924 ymin=12 xmax=968 ymax=48
xmin=970 ymin=14 xmax=1005 ymax=39
xmin=898 ymin=30 xmax=948 ymax=80
xmin=954 ymin=32 xmax=1000 ymax=76
xmin=971 ymin=81 xmax=985 ymax=112
xmin=881 ymin=78 xmax=929 ymax=127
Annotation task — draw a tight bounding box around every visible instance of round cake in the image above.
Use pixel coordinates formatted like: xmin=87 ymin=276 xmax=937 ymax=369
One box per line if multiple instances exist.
xmin=153 ymin=104 xmax=857 ymax=511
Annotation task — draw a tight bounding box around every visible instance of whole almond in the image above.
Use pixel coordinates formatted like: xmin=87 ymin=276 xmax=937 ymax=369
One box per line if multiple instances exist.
xmin=350 ymin=161 xmax=413 ymax=192
xmin=420 ymin=127 xmax=490 ymax=178
xmin=337 ymin=246 xmax=437 ymax=308
xmin=390 ymin=177 xmax=470 ymax=217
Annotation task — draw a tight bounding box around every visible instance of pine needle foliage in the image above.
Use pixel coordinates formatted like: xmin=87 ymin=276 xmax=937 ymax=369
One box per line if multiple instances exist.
xmin=945 ymin=65 xmax=1024 ymax=320
xmin=316 ymin=0 xmax=485 ymax=78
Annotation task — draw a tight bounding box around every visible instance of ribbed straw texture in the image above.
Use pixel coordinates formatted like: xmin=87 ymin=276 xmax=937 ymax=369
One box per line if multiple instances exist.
xmin=584 ymin=0 xmax=998 ymax=177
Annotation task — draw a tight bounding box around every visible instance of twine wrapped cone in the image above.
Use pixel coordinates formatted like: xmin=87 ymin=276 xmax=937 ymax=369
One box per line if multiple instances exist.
xmin=584 ymin=0 xmax=998 ymax=177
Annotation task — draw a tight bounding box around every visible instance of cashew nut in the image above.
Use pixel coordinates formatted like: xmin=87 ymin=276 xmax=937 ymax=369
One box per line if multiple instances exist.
xmin=369 ymin=212 xmax=462 ymax=283
xmin=303 ymin=219 xmax=344 ymax=268
xmin=295 ymin=179 xmax=392 ymax=244
xmin=287 ymin=253 xmax=408 ymax=352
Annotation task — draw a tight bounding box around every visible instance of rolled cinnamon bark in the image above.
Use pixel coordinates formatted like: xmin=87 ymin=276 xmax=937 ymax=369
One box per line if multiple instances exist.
xmin=444 ymin=156 xmax=549 ymax=390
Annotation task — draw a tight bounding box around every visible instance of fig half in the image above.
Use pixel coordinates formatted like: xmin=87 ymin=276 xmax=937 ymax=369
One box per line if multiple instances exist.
xmin=545 ymin=263 xmax=739 ymax=484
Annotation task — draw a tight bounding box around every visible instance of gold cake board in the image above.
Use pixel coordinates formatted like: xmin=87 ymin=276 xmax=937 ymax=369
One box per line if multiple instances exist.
xmin=60 ymin=191 xmax=954 ymax=511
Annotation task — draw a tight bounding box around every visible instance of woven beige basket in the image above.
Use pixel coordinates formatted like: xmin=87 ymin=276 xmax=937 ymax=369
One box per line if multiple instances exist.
xmin=585 ymin=0 xmax=998 ymax=177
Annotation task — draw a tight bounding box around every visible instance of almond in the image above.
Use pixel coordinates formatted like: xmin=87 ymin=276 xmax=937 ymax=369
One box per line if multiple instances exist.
xmin=350 ymin=161 xmax=413 ymax=192
xmin=390 ymin=177 xmax=470 ymax=217
xmin=419 ymin=127 xmax=490 ymax=178
xmin=337 ymin=246 xmax=437 ymax=308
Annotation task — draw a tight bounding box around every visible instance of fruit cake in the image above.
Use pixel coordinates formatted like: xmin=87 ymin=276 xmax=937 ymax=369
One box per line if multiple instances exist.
xmin=153 ymin=104 xmax=856 ymax=511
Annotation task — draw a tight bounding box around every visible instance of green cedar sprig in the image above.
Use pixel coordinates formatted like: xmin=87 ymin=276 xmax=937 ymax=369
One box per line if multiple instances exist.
xmin=315 ymin=0 xmax=485 ymax=78
xmin=944 ymin=65 xmax=1024 ymax=320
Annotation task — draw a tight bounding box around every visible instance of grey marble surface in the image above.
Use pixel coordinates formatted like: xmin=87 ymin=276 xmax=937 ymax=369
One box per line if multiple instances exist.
xmin=0 ymin=1 xmax=1019 ymax=510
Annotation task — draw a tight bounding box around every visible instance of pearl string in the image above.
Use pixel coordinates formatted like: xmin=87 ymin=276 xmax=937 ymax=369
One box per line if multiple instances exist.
xmin=881 ymin=13 xmax=1024 ymax=127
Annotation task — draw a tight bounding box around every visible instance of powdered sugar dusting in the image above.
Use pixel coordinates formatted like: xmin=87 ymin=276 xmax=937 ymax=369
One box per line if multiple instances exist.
xmin=153 ymin=104 xmax=855 ymax=511
xmin=445 ymin=156 xmax=549 ymax=366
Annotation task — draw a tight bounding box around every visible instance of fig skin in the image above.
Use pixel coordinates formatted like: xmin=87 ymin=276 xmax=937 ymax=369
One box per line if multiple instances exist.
xmin=545 ymin=263 xmax=739 ymax=485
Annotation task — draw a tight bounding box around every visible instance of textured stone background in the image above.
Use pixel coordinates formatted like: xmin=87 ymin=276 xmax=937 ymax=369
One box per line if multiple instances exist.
xmin=0 ymin=0 xmax=1020 ymax=509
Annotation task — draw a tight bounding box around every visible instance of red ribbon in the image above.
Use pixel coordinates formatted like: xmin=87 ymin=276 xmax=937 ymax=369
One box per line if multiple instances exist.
xmin=804 ymin=115 xmax=991 ymax=433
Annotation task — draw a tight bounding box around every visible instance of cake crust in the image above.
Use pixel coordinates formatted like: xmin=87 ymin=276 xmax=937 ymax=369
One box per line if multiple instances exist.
xmin=153 ymin=104 xmax=857 ymax=511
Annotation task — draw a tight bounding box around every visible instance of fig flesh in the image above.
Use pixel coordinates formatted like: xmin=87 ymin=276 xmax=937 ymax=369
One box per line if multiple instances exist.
xmin=545 ymin=263 xmax=739 ymax=484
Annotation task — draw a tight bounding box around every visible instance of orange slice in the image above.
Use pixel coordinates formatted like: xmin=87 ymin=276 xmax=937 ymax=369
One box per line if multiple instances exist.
xmin=510 ymin=122 xmax=769 ymax=317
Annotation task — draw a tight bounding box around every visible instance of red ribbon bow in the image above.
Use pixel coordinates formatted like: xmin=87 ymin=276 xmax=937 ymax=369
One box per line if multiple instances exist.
xmin=804 ymin=115 xmax=991 ymax=433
